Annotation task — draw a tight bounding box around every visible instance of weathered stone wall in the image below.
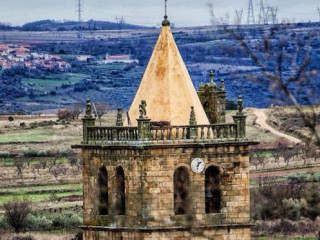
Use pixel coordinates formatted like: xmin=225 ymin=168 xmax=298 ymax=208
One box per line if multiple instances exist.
xmin=82 ymin=143 xmax=250 ymax=232
xmin=83 ymin=226 xmax=251 ymax=240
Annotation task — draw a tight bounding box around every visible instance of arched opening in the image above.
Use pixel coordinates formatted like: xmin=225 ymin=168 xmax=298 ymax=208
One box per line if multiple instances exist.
xmin=205 ymin=166 xmax=221 ymax=213
xmin=115 ymin=166 xmax=125 ymax=215
xmin=203 ymin=101 xmax=210 ymax=113
xmin=174 ymin=167 xmax=190 ymax=215
xmin=98 ymin=166 xmax=108 ymax=215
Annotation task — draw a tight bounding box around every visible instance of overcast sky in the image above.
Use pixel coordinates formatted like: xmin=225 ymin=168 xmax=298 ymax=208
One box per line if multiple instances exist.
xmin=0 ymin=0 xmax=318 ymax=27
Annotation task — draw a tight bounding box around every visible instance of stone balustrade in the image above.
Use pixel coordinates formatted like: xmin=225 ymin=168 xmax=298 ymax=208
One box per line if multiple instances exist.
xmin=83 ymin=98 xmax=246 ymax=144
xmin=85 ymin=123 xmax=240 ymax=143
xmin=87 ymin=126 xmax=139 ymax=142
xmin=150 ymin=124 xmax=237 ymax=141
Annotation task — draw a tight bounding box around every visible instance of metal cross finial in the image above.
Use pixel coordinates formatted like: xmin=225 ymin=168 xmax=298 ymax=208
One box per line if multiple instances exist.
xmin=165 ymin=0 xmax=168 ymax=17
xmin=162 ymin=0 xmax=170 ymax=26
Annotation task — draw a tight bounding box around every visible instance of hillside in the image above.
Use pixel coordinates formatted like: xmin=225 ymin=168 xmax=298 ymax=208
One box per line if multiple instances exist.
xmin=0 ymin=19 xmax=153 ymax=31
xmin=0 ymin=22 xmax=320 ymax=114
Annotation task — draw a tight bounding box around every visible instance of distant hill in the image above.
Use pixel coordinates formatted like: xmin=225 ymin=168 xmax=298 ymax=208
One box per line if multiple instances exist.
xmin=0 ymin=19 xmax=153 ymax=31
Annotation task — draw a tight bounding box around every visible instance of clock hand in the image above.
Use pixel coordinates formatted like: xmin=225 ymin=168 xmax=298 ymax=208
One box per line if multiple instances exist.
xmin=197 ymin=162 xmax=201 ymax=170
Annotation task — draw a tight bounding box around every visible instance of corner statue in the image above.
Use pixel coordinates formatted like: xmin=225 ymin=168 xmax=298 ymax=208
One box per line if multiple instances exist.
xmin=139 ymin=100 xmax=147 ymax=119
xmin=85 ymin=98 xmax=92 ymax=118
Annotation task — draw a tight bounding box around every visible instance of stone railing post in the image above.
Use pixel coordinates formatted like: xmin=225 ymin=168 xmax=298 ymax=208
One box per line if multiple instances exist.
xmin=189 ymin=106 xmax=198 ymax=139
xmin=137 ymin=100 xmax=151 ymax=141
xmin=116 ymin=108 xmax=124 ymax=126
xmin=82 ymin=98 xmax=96 ymax=144
xmin=232 ymin=95 xmax=247 ymax=138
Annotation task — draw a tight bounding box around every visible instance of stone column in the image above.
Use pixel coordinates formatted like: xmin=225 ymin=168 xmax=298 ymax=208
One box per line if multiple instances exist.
xmin=137 ymin=100 xmax=151 ymax=141
xmin=137 ymin=118 xmax=151 ymax=140
xmin=189 ymin=106 xmax=198 ymax=139
xmin=82 ymin=99 xmax=96 ymax=144
xmin=116 ymin=108 xmax=123 ymax=126
xmin=232 ymin=95 xmax=247 ymax=138
xmin=217 ymin=79 xmax=226 ymax=123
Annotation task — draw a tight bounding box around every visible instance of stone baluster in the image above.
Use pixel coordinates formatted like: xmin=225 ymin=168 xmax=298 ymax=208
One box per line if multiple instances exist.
xmin=176 ymin=127 xmax=180 ymax=140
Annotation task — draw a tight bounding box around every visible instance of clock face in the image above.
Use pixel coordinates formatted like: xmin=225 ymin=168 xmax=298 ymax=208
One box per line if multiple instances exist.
xmin=191 ymin=158 xmax=205 ymax=173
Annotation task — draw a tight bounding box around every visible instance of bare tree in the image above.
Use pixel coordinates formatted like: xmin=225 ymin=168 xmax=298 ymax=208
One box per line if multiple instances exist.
xmin=223 ymin=24 xmax=320 ymax=146
xmin=249 ymin=150 xmax=260 ymax=170
xmin=270 ymin=147 xmax=281 ymax=165
xmin=94 ymin=102 xmax=111 ymax=125
xmin=13 ymin=158 xmax=24 ymax=177
xmin=39 ymin=159 xmax=47 ymax=169
xmin=3 ymin=200 xmax=31 ymax=232
xmin=71 ymin=103 xmax=83 ymax=120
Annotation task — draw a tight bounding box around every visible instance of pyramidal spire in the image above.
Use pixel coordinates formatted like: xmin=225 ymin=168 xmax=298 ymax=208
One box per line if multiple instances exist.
xmin=126 ymin=8 xmax=209 ymax=126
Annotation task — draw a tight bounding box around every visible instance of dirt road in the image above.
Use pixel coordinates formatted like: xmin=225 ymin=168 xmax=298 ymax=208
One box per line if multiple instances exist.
xmin=252 ymin=108 xmax=302 ymax=144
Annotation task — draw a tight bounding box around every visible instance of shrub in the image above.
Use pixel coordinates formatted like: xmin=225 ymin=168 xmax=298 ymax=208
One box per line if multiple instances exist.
xmin=58 ymin=148 xmax=74 ymax=156
xmin=68 ymin=156 xmax=78 ymax=166
xmin=282 ymin=198 xmax=307 ymax=220
xmin=57 ymin=108 xmax=73 ymax=120
xmin=71 ymin=232 xmax=83 ymax=240
xmin=48 ymin=193 xmax=59 ymax=202
xmin=22 ymin=148 xmax=38 ymax=157
xmin=51 ymin=211 xmax=81 ymax=229
xmin=0 ymin=151 xmax=11 ymax=158
xmin=3 ymin=200 xmax=31 ymax=232
xmin=38 ymin=149 xmax=50 ymax=157
xmin=0 ymin=216 xmax=9 ymax=229
xmin=8 ymin=116 xmax=14 ymax=122
xmin=26 ymin=214 xmax=53 ymax=231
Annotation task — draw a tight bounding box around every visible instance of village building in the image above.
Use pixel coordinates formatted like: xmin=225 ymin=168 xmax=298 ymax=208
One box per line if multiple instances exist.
xmin=76 ymin=55 xmax=95 ymax=62
xmin=0 ymin=43 xmax=70 ymax=71
xmin=104 ymin=53 xmax=139 ymax=64
xmin=74 ymin=11 xmax=258 ymax=240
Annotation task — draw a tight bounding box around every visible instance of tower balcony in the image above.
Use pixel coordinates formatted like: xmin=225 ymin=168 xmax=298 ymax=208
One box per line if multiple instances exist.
xmin=80 ymin=97 xmax=248 ymax=147
xmin=84 ymin=123 xmax=244 ymax=145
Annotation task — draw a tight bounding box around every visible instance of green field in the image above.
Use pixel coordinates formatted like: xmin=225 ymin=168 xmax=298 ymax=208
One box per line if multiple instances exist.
xmin=0 ymin=156 xmax=69 ymax=166
xmin=95 ymin=63 xmax=126 ymax=70
xmin=0 ymin=129 xmax=52 ymax=143
xmin=21 ymin=73 xmax=87 ymax=91
xmin=0 ymin=183 xmax=82 ymax=205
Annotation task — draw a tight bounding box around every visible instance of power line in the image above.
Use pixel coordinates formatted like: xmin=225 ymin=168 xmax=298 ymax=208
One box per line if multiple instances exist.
xmin=258 ymin=0 xmax=269 ymax=24
xmin=76 ymin=0 xmax=83 ymax=38
xmin=76 ymin=0 xmax=82 ymax=23
xmin=235 ymin=10 xmax=243 ymax=25
xmin=115 ymin=16 xmax=125 ymax=39
xmin=247 ymin=0 xmax=255 ymax=24
xmin=270 ymin=7 xmax=278 ymax=25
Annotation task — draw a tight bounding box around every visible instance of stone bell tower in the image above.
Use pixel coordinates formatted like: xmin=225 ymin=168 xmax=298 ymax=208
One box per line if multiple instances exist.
xmin=74 ymin=6 xmax=258 ymax=240
xmin=198 ymin=70 xmax=227 ymax=124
